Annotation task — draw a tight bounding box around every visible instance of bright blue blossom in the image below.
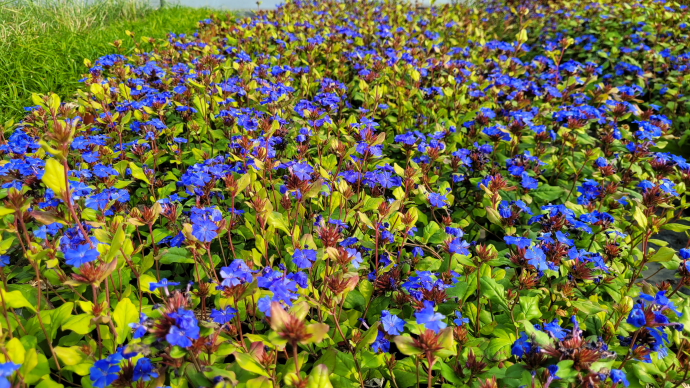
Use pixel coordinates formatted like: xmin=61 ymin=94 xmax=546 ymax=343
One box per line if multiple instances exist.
xmin=64 ymin=243 xmax=99 ymax=268
xmin=293 ymin=248 xmax=317 ymax=269
xmin=415 ymin=301 xmax=447 ymax=333
xmin=381 ymin=310 xmax=405 ymax=335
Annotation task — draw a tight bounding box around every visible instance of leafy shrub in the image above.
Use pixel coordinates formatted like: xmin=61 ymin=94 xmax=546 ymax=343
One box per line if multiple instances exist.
xmin=2 ymin=0 xmax=690 ymax=387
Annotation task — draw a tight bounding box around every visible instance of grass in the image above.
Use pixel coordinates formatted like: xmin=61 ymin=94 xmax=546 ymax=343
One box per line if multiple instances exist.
xmin=0 ymin=0 xmax=223 ymax=123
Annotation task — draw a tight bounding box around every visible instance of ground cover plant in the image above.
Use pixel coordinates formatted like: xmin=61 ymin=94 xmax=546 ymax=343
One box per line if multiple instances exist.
xmin=0 ymin=0 xmax=218 ymax=123
xmin=3 ymin=0 xmax=690 ymax=387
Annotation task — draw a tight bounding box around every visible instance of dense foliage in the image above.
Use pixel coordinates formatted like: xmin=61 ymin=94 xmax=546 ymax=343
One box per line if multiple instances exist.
xmin=3 ymin=0 xmax=690 ymax=387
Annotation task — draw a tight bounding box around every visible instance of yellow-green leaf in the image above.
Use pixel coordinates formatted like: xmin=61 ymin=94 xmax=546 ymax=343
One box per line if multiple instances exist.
xmin=234 ymin=353 xmax=270 ymax=377
xmin=1 ymin=289 xmax=36 ymax=312
xmin=5 ymin=338 xmax=25 ymax=363
xmin=306 ymin=364 xmax=333 ymax=388
xmin=633 ymin=206 xmax=647 ymax=228
xmin=61 ymin=314 xmax=94 ymax=335
xmin=43 ymin=159 xmax=67 ymax=195
xmin=128 ymin=162 xmax=151 ymax=184
xmin=54 ymin=346 xmax=86 ymax=366
xmin=393 ymin=335 xmax=422 ymax=356
xmin=649 ymin=246 xmax=676 ymax=262
xmin=113 ymin=298 xmax=138 ymax=344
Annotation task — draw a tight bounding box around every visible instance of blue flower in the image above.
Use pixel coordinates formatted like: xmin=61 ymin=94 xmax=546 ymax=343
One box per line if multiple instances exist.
xmin=220 ymin=259 xmax=255 ymax=288
xmin=610 ymin=369 xmax=630 ymax=387
xmin=371 ymin=331 xmax=390 ymax=353
xmin=483 ymin=125 xmax=511 ymax=141
xmin=627 ymin=304 xmax=647 ymax=327
xmin=166 ymin=308 xmax=200 ymax=348
xmin=258 ymin=296 xmax=273 ymax=317
xmin=0 ymin=362 xmax=19 ymax=378
xmin=449 ymin=238 xmax=470 ymax=255
xmin=504 ymin=236 xmax=532 ymax=249
xmin=543 ymin=319 xmax=568 ymax=340
xmin=428 ymin=192 xmax=449 ymax=208
xmin=525 ymin=247 xmax=550 ymax=272
xmin=292 ymin=162 xmax=314 ymax=180
xmin=511 ymin=332 xmax=532 ymax=358
xmin=293 ymin=249 xmax=317 ymax=269
xmin=347 ymin=248 xmax=363 ymax=268
xmin=150 ymin=278 xmax=180 ymax=291
xmin=521 ymin=172 xmax=539 ymax=190
xmin=90 ymin=359 xmax=121 ymax=388
xmin=130 ymin=313 xmax=148 ymax=339
xmin=329 ymin=218 xmax=349 ymax=229
xmin=381 ymin=310 xmax=405 ymax=335
xmin=453 ymin=311 xmax=470 ymax=326
xmin=133 ymin=357 xmax=159 ymax=382
xmin=415 ymin=301 xmax=447 ymax=333
xmin=547 ymin=365 xmax=560 ymax=379
xmin=192 ymin=220 xmax=218 ymax=242
xmin=640 ymin=290 xmax=682 ymax=316
xmin=211 ymin=306 xmax=238 ymax=324
xmin=64 ymin=243 xmax=99 ymax=268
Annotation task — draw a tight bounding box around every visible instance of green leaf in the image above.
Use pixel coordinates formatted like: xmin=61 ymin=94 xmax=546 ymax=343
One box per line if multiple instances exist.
xmin=236 ymin=173 xmax=251 ymax=194
xmin=522 ymin=320 xmax=551 ymax=347
xmin=555 ymin=360 xmax=579 ymax=380
xmin=105 ymin=226 xmax=125 ymax=262
xmin=244 ymin=377 xmax=272 ymax=388
xmin=517 ymin=28 xmax=528 ymax=43
xmin=662 ymin=223 xmax=690 ymax=232
xmin=307 ymin=364 xmax=334 ymax=388
xmin=5 ymin=338 xmax=25 ymax=363
xmin=485 ymin=336 xmax=514 ymax=359
xmin=128 ymin=162 xmax=151 ymax=184
xmin=0 ymin=207 xmax=15 ymax=217
xmin=480 ymin=276 xmax=509 ymax=311
xmin=438 ymin=362 xmax=464 ymax=384
xmin=139 ymin=273 xmax=157 ymax=293
xmin=61 ymin=314 xmax=94 ymax=335
xmin=633 ymin=206 xmax=647 ymax=228
xmin=571 ymin=299 xmax=608 ymax=314
xmin=359 ymin=350 xmax=382 ymax=369
xmin=266 ymin=211 xmax=291 ymax=234
xmin=42 ymin=159 xmax=67 ymax=195
xmin=55 ymin=346 xmax=86 ymax=366
xmin=446 ymin=281 xmax=469 ymax=300
xmin=160 ymin=247 xmax=194 ymax=264
xmin=343 ymin=290 xmax=366 ymax=309
xmin=49 ymin=302 xmax=73 ymax=340
xmin=113 ymin=298 xmax=138 ymax=344
xmin=1 ymin=289 xmax=36 ymax=312
xmin=234 ymin=352 xmax=269 ymax=377
xmin=35 ymin=378 xmax=64 ymax=388
xmin=393 ymin=335 xmax=423 ymax=356
xmin=518 ymin=296 xmax=542 ymax=320
xmin=486 ymin=207 xmax=502 ymax=225
xmin=531 ymin=185 xmax=565 ymax=202
xmin=422 ymin=221 xmax=441 ymax=244
xmin=315 ymin=349 xmax=361 ymax=388
xmin=23 ymin=350 xmax=50 ymax=384
xmin=356 ymin=322 xmax=380 ymax=352
xmin=649 ymin=246 xmax=676 ymax=263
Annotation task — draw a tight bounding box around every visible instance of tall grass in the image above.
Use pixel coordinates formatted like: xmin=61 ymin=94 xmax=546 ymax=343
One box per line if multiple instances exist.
xmin=0 ymin=0 xmax=150 ymax=41
xmin=0 ymin=1 xmax=221 ymax=123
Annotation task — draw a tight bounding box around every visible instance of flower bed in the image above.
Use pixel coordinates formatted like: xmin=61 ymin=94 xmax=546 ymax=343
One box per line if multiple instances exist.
xmin=2 ymin=0 xmax=690 ymax=387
